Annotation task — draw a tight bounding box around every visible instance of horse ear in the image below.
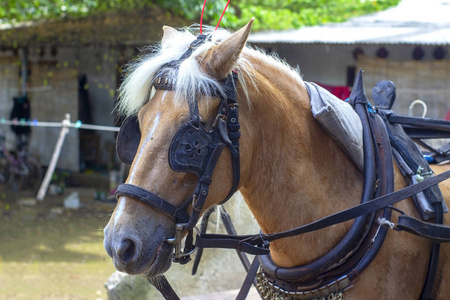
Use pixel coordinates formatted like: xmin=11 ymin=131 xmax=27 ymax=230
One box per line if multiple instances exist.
xmin=207 ymin=18 xmax=254 ymax=78
xmin=161 ymin=26 xmax=180 ymax=47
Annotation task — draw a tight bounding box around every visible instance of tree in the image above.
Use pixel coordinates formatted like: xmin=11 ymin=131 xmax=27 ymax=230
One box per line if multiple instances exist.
xmin=0 ymin=0 xmax=400 ymax=31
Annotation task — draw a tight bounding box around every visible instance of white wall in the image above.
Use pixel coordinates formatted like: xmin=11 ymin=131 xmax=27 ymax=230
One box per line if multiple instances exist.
xmin=253 ymin=43 xmax=450 ymax=86
xmin=250 ymin=42 xmax=450 ymax=120
xmin=0 ymin=45 xmax=124 ymax=171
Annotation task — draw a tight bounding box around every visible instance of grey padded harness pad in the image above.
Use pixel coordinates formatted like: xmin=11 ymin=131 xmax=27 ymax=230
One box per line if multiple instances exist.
xmin=306 ymin=82 xmax=364 ymax=172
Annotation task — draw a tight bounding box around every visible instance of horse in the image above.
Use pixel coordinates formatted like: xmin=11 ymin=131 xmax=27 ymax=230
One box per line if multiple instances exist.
xmin=103 ymin=19 xmax=450 ymax=299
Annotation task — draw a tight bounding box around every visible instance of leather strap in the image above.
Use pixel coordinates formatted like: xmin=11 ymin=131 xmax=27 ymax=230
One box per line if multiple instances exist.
xmin=148 ymin=275 xmax=180 ymax=300
xmin=115 ymin=183 xmax=190 ymax=223
xmin=195 ymin=169 xmax=450 ymax=253
xmin=403 ymin=128 xmax=450 ymax=139
xmin=388 ymin=115 xmax=450 ymax=132
xmin=236 ymin=256 xmax=260 ymax=300
xmin=389 ymin=114 xmax=450 ymax=139
xmin=220 ymin=207 xmax=253 ymax=273
xmin=397 ymin=213 xmax=450 ymax=243
xmin=420 ymin=202 xmax=443 ymax=300
xmin=191 ymin=207 xmax=216 ymax=275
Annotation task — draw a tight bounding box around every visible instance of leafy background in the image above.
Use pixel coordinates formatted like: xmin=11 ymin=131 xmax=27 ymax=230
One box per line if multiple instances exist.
xmin=1 ymin=0 xmax=400 ymax=30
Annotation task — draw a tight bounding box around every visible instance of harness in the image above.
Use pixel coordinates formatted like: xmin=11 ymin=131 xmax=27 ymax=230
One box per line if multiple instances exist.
xmin=114 ymin=34 xmax=450 ymax=300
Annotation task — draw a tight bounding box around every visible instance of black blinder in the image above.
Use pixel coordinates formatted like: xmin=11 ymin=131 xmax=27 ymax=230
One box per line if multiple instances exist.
xmin=116 ymin=115 xmax=141 ymax=165
xmin=169 ymin=121 xmax=220 ymax=177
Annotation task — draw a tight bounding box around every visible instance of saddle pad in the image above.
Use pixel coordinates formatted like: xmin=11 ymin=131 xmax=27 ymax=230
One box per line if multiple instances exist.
xmin=305 ymin=82 xmax=364 ymax=172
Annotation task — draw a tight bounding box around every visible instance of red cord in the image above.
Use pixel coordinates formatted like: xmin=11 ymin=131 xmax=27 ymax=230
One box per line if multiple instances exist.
xmin=200 ymin=0 xmax=230 ymax=34
xmin=215 ymin=0 xmax=231 ymax=31
xmin=200 ymin=0 xmax=207 ymax=34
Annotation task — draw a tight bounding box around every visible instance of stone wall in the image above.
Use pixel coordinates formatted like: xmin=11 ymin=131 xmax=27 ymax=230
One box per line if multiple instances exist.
xmin=29 ymin=62 xmax=79 ymax=171
xmin=357 ymin=55 xmax=450 ymax=119
xmin=0 ymin=45 xmax=123 ymax=172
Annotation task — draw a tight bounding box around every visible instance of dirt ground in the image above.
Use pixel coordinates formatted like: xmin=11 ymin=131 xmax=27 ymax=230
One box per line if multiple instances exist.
xmin=0 ymin=185 xmax=117 ymax=300
xmin=0 ymin=180 xmax=261 ymax=300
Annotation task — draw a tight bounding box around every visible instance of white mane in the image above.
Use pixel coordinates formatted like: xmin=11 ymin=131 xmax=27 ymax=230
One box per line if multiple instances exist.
xmin=117 ymin=25 xmax=304 ymax=117
xmin=117 ymin=26 xmax=254 ymax=117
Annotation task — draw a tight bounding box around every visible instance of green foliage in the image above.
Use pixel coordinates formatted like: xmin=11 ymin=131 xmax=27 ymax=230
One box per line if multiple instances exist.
xmin=1 ymin=0 xmax=400 ymax=30
xmin=222 ymin=0 xmax=401 ymax=30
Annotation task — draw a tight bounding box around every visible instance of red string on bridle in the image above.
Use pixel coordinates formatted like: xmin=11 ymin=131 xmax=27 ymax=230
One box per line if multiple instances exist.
xmin=200 ymin=0 xmax=231 ymax=34
xmin=215 ymin=0 xmax=231 ymax=31
xmin=200 ymin=0 xmax=207 ymax=34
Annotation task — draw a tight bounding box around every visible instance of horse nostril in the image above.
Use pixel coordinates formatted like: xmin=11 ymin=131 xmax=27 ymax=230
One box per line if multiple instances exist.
xmin=116 ymin=239 xmax=140 ymax=264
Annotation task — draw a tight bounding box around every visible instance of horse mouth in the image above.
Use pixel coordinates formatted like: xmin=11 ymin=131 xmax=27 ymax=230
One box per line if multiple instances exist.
xmin=109 ymin=239 xmax=174 ymax=277
xmin=141 ymin=241 xmax=174 ymax=278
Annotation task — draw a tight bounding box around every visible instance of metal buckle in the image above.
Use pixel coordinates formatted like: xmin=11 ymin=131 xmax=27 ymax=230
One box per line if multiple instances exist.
xmin=166 ymin=224 xmax=197 ymax=264
xmin=213 ymin=114 xmax=226 ymax=127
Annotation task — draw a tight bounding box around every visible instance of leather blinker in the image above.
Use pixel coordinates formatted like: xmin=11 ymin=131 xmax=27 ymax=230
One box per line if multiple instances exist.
xmin=116 ymin=115 xmax=141 ymax=165
xmin=169 ymin=121 xmax=220 ymax=177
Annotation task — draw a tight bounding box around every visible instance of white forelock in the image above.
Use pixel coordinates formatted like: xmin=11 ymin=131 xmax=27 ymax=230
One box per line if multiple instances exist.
xmin=117 ymin=26 xmax=252 ymax=117
xmin=116 ymin=25 xmax=304 ymax=117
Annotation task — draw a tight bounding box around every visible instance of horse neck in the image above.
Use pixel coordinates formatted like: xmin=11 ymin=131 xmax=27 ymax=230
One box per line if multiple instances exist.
xmin=238 ymin=53 xmax=364 ymax=268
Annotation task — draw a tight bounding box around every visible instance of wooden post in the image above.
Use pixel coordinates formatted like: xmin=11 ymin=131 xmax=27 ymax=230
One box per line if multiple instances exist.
xmin=36 ymin=114 xmax=71 ymax=201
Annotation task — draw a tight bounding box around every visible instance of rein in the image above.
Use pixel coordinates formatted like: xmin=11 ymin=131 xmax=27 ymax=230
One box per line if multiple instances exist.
xmin=195 ymin=160 xmax=450 ymax=254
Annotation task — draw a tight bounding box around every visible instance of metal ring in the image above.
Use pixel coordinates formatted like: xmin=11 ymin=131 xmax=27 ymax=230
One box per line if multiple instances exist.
xmin=408 ymin=99 xmax=427 ymax=118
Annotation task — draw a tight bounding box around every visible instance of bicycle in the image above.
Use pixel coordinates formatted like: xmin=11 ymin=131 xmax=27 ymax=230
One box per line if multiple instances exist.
xmin=0 ymin=132 xmax=42 ymax=194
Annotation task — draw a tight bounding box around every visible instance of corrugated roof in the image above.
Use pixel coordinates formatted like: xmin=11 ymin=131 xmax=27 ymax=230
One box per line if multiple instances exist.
xmin=248 ymin=0 xmax=450 ymax=45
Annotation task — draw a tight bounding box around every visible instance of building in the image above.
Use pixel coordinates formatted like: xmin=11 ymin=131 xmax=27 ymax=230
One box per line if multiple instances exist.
xmin=0 ymin=8 xmax=185 ymax=171
xmin=248 ymin=0 xmax=450 ymax=120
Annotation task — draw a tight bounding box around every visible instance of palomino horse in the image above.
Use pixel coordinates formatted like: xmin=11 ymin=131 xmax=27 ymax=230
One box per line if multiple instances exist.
xmin=103 ymin=19 xmax=450 ymax=299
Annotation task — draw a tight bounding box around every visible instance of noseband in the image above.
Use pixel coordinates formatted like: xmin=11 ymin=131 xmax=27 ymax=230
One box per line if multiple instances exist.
xmin=115 ymin=35 xmax=241 ymax=263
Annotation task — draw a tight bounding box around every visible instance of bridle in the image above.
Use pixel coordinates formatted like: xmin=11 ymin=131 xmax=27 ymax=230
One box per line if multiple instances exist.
xmin=114 ymin=34 xmax=241 ymax=264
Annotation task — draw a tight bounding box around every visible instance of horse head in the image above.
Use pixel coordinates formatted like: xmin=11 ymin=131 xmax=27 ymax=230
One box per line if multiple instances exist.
xmin=103 ymin=20 xmax=254 ymax=278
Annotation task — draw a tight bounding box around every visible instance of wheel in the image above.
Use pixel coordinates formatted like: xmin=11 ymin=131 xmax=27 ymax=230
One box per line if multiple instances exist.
xmin=19 ymin=155 xmax=42 ymax=193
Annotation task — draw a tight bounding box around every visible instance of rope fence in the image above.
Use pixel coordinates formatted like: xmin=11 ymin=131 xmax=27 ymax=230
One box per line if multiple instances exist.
xmin=0 ymin=113 xmax=121 ymax=200
xmin=0 ymin=117 xmax=120 ymax=132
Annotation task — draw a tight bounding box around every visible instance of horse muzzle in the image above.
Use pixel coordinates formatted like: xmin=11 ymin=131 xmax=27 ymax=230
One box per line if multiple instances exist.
xmin=104 ymin=225 xmax=174 ymax=277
